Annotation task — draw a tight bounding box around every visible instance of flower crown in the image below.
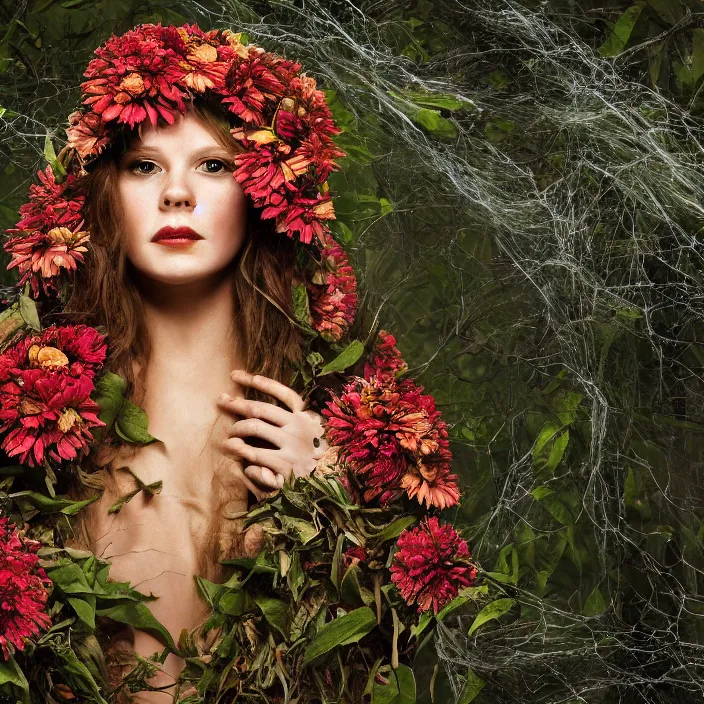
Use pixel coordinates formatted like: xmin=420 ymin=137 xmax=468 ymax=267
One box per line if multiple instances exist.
xmin=3 ymin=22 xmax=354 ymax=342
xmin=0 ymin=23 xmax=477 ymax=699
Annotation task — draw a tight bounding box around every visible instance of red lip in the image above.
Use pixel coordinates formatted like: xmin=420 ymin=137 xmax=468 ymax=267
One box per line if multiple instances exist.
xmin=152 ymin=226 xmax=203 ymax=242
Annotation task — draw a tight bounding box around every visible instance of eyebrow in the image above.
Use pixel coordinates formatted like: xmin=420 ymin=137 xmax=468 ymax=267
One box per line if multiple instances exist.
xmin=123 ymin=144 xmax=234 ymax=160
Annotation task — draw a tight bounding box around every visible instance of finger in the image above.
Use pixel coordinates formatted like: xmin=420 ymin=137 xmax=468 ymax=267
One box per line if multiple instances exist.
xmin=217 ymin=395 xmax=292 ymax=426
xmin=223 ymin=437 xmax=293 ymax=475
xmin=245 ymin=464 xmax=282 ymax=490
xmin=231 ymin=370 xmax=306 ymax=413
xmin=228 ymin=418 xmax=289 ymax=448
xmin=238 ymin=469 xmax=270 ymax=502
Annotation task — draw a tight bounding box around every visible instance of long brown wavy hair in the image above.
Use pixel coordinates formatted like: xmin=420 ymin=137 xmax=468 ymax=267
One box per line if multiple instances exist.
xmin=60 ymin=98 xmax=305 ymax=566
xmin=57 ymin=98 xmax=306 ymax=692
xmin=63 ymin=97 xmax=304 ymax=402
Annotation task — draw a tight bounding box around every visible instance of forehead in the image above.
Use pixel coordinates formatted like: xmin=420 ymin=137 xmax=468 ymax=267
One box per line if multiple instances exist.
xmin=126 ymin=110 xmax=228 ymax=152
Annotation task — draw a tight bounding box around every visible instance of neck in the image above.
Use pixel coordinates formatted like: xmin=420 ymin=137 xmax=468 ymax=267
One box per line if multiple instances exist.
xmin=133 ymin=269 xmax=242 ymax=373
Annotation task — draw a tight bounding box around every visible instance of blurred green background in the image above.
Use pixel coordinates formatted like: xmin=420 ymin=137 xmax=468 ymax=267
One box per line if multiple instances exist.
xmin=3 ymin=0 xmax=704 ymax=701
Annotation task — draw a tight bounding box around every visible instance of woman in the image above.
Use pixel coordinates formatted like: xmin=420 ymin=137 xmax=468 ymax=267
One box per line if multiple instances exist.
xmin=62 ymin=96 xmax=330 ymax=701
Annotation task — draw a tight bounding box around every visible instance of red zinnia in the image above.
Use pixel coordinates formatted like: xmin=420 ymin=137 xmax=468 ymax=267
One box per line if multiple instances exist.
xmin=217 ymin=47 xmax=288 ymax=125
xmin=390 ymin=516 xmax=476 ymax=614
xmin=289 ymin=75 xmax=342 ymax=139
xmin=0 ymin=325 xmax=107 ymax=467
xmin=307 ymin=244 xmax=358 ymax=342
xmin=322 ymin=376 xmax=460 ymax=509
xmin=364 ymin=330 xmax=409 ymax=384
xmin=232 ymin=139 xmax=302 ymax=206
xmin=7 ymin=164 xmax=84 ymax=234
xmin=275 ymin=192 xmax=337 ymax=246
xmin=0 ymin=517 xmax=52 ymax=660
xmin=80 ymin=24 xmax=190 ymax=129
xmin=287 ymin=132 xmax=346 ymax=184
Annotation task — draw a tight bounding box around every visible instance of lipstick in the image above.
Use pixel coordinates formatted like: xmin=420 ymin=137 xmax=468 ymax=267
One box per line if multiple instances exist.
xmin=152 ymin=226 xmax=203 ymax=245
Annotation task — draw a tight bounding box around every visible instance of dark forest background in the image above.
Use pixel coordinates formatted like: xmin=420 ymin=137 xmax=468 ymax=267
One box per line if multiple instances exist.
xmin=2 ymin=1 xmax=704 ymax=702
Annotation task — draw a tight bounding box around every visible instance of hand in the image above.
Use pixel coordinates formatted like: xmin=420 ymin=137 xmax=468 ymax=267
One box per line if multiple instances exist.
xmin=216 ymin=369 xmax=329 ymax=493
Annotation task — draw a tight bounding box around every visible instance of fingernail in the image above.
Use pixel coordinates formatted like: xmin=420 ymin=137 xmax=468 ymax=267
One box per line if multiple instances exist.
xmin=219 ymin=392 xmax=232 ymax=402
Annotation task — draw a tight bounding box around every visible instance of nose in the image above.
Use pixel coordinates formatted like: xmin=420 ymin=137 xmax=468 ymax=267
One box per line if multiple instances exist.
xmin=160 ymin=177 xmax=196 ymax=210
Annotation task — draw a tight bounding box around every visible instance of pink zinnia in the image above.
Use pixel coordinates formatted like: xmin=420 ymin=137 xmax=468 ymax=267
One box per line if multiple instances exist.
xmin=390 ymin=516 xmax=476 ymax=614
xmin=0 ymin=517 xmax=52 ymax=660
xmin=275 ymin=192 xmax=337 ymax=246
xmin=308 ymin=244 xmax=357 ymax=342
xmin=0 ymin=325 xmax=107 ymax=467
xmin=65 ymin=110 xmax=112 ymax=161
xmin=7 ymin=164 xmax=84 ymax=234
xmin=4 ymin=225 xmax=90 ymax=299
xmin=322 ymin=376 xmax=460 ymax=509
xmin=364 ymin=330 xmax=409 ymax=384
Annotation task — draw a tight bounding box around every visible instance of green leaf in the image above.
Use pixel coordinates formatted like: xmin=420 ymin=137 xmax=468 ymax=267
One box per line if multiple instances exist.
xmin=0 ymin=305 xmax=25 ymax=348
xmin=0 ymin=657 xmax=29 ymax=699
xmin=370 ymin=515 xmax=417 ymax=543
xmin=292 ymin=282 xmax=313 ymax=327
xmin=458 ymin=668 xmax=485 ymax=703
xmin=254 ymin=595 xmax=289 ymax=639
xmin=55 ymin=646 xmax=107 ymax=703
xmin=280 ymin=516 xmax=320 ymax=544
xmin=532 ymin=421 xmax=560 ymax=458
xmin=92 ymin=371 xmax=128 ymax=441
xmin=468 ymin=598 xmax=515 ymax=637
xmin=391 ymin=90 xmax=474 ymax=112
xmin=646 ymin=0 xmax=679 ymax=24
xmin=47 ymin=562 xmax=93 ymax=594
xmin=599 ymin=3 xmax=644 ymax=57
xmin=42 ymin=133 xmax=66 ymax=180
xmin=531 ymin=486 xmax=574 ymax=526
xmin=18 ymin=294 xmax=41 ymax=331
xmin=693 ymin=29 xmax=704 ymax=83
xmin=320 ymin=340 xmax=365 ymax=375
xmin=302 ymin=606 xmax=376 ymax=666
xmin=68 ymin=596 xmax=96 ymax=629
xmin=408 ymin=107 xmax=457 ymax=140
xmin=43 ymin=133 xmax=58 ymax=165
xmin=9 ymin=490 xmax=99 ymax=515
xmin=115 ymin=399 xmax=158 ymax=444
xmin=372 ymin=663 xmax=416 ymax=704
xmin=95 ymin=602 xmax=176 ymax=652
xmin=340 ymin=564 xmax=364 ymax=606
xmin=219 ymin=590 xmax=245 ymax=616
xmin=0 ymin=106 xmax=21 ymax=119
xmin=584 ymin=586 xmax=607 ymax=616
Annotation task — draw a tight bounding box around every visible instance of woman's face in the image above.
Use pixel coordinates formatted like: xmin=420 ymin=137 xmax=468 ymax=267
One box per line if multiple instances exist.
xmin=116 ymin=108 xmax=247 ymax=288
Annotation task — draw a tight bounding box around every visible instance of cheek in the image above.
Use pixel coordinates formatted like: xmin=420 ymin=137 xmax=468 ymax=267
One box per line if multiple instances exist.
xmin=117 ymin=181 xmax=152 ymax=259
xmin=204 ymin=184 xmax=248 ymax=242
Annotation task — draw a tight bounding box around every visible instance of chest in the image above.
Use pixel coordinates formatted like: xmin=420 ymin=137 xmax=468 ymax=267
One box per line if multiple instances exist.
xmin=84 ymin=391 xmax=250 ymax=587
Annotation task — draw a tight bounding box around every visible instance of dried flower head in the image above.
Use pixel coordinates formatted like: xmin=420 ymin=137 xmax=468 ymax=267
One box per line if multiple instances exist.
xmin=0 ymin=517 xmax=52 ymax=660
xmin=390 ymin=516 xmax=476 ymax=614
